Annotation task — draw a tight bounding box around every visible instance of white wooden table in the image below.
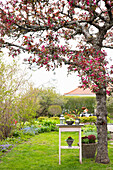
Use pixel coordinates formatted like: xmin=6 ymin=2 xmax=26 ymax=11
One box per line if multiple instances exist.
xmin=57 ymin=124 xmax=84 ymax=165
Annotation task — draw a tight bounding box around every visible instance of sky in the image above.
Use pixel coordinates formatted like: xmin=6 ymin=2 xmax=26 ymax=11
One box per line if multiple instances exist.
xmin=29 ymin=64 xmax=80 ymax=95
xmin=2 ymin=49 xmax=80 ymax=95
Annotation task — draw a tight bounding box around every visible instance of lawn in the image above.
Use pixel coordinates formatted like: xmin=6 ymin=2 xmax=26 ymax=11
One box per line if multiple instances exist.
xmin=0 ymin=132 xmax=113 ymax=170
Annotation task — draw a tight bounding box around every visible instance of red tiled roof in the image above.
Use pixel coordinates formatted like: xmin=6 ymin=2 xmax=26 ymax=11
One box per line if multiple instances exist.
xmin=64 ymin=87 xmax=95 ymax=96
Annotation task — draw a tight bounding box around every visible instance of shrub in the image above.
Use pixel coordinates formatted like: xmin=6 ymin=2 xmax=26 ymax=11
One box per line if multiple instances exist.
xmin=79 ymin=116 xmax=97 ymax=123
xmin=79 ymin=116 xmax=110 ymax=124
xmin=82 ymin=124 xmax=97 ymax=133
xmin=38 ymin=117 xmax=48 ymax=122
xmin=48 ymin=105 xmax=62 ymax=117
xmin=50 ymin=117 xmax=59 ymax=120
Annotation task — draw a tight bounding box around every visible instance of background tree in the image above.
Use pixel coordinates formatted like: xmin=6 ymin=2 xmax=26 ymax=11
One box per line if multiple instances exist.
xmin=16 ymin=86 xmax=65 ymax=118
xmin=15 ymin=85 xmax=40 ymax=124
xmin=34 ymin=87 xmax=65 ymax=117
xmin=0 ymin=53 xmax=30 ymax=140
xmin=0 ymin=0 xmax=113 ymax=163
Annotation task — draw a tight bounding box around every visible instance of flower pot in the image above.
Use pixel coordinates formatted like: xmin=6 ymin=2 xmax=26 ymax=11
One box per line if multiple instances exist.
xmin=75 ymin=118 xmax=80 ymax=125
xmin=66 ymin=121 xmax=74 ymax=125
xmin=82 ymin=143 xmax=97 ymax=158
xmin=66 ymin=139 xmax=74 ymax=147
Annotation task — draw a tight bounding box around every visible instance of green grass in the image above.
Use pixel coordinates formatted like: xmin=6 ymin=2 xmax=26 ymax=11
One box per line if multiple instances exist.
xmin=0 ymin=132 xmax=113 ymax=170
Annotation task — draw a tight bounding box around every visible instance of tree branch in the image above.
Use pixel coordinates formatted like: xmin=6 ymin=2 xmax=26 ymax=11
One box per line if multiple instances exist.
xmin=3 ymin=42 xmax=26 ymax=51
xmin=105 ymin=0 xmax=113 ymax=21
xmin=102 ymin=45 xmax=113 ymax=49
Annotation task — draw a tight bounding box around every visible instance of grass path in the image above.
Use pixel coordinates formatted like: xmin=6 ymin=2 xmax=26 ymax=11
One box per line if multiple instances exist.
xmin=0 ymin=132 xmax=113 ymax=170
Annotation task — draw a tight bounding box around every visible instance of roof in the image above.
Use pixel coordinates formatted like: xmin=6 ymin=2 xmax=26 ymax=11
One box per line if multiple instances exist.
xmin=64 ymin=87 xmax=95 ymax=96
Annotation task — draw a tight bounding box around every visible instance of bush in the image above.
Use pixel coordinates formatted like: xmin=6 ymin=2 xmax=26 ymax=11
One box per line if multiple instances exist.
xmin=38 ymin=117 xmax=48 ymax=122
xmin=82 ymin=124 xmax=97 ymax=139
xmin=50 ymin=117 xmax=59 ymax=120
xmin=80 ymin=116 xmax=97 ymax=123
xmin=79 ymin=116 xmax=110 ymax=124
xmin=48 ymin=105 xmax=62 ymax=117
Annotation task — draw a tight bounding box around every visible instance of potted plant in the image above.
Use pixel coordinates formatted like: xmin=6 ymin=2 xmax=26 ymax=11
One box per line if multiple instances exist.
xmin=66 ymin=118 xmax=74 ymax=125
xmin=82 ymin=134 xmax=97 ymax=158
xmin=66 ymin=136 xmax=74 ymax=147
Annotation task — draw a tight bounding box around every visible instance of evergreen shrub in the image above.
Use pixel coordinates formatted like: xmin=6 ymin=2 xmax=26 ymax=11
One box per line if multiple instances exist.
xmin=48 ymin=105 xmax=62 ymax=117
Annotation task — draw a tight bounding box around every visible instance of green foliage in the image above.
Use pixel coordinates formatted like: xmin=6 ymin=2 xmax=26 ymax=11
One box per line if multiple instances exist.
xmin=50 ymin=117 xmax=59 ymax=120
xmin=64 ymin=115 xmax=71 ymax=120
xmin=82 ymin=124 xmax=97 ymax=133
xmin=79 ymin=116 xmax=110 ymax=123
xmin=107 ymin=116 xmax=110 ymax=123
xmin=82 ymin=137 xmax=89 ymax=144
xmin=15 ymin=86 xmax=39 ymax=123
xmin=82 ymin=125 xmax=97 ymax=139
xmin=107 ymin=97 xmax=113 ymax=118
xmin=37 ymin=117 xmax=48 ymax=122
xmin=13 ymin=118 xmax=59 ymax=138
xmin=20 ymin=87 xmax=66 ymax=119
xmin=36 ymin=87 xmax=66 ymax=117
xmin=48 ymin=105 xmax=62 ymax=117
xmin=63 ymin=96 xmax=96 ymax=113
xmin=40 ymin=118 xmax=59 ymax=128
xmin=0 ymin=54 xmax=30 ymax=140
xmin=80 ymin=116 xmax=97 ymax=123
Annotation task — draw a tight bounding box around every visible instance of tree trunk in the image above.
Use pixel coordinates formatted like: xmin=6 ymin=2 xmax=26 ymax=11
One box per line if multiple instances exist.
xmin=95 ymin=88 xmax=110 ymax=164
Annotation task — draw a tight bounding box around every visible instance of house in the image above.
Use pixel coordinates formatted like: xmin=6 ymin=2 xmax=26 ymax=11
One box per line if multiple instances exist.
xmin=64 ymin=87 xmax=95 ymax=96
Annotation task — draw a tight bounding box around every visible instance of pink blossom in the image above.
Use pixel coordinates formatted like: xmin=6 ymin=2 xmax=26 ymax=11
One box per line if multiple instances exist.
xmin=91 ymin=73 xmax=94 ymax=76
xmin=95 ymin=58 xmax=99 ymax=61
xmin=106 ymin=90 xmax=110 ymax=96
xmin=86 ymin=67 xmax=90 ymax=71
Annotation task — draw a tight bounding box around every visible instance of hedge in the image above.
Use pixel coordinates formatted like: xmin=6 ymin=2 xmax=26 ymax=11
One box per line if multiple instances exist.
xmin=63 ymin=96 xmax=96 ymax=114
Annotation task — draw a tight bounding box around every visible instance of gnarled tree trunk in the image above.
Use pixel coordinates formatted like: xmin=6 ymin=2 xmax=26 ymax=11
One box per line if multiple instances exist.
xmin=95 ymin=88 xmax=110 ymax=164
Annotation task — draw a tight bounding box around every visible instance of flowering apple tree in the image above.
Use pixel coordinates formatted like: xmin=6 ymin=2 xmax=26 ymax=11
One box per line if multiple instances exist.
xmin=0 ymin=0 xmax=113 ymax=164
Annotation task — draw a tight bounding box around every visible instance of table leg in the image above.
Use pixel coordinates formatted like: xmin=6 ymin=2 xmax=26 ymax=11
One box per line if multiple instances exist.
xmin=59 ymin=128 xmax=61 ymax=165
xmin=79 ymin=128 xmax=82 ymax=164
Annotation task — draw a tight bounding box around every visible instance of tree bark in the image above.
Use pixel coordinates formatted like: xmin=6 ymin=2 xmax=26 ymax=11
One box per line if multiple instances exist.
xmin=95 ymin=88 xmax=110 ymax=164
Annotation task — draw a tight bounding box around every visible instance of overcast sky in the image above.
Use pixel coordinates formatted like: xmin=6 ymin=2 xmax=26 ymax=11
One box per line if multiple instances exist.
xmin=2 ymin=49 xmax=80 ymax=95
xmin=29 ymin=64 xmax=80 ymax=95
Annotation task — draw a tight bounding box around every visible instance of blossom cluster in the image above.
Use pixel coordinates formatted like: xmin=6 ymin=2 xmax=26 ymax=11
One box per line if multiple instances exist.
xmin=0 ymin=144 xmax=13 ymax=152
xmin=82 ymin=134 xmax=96 ymax=143
xmin=67 ymin=136 xmax=73 ymax=140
